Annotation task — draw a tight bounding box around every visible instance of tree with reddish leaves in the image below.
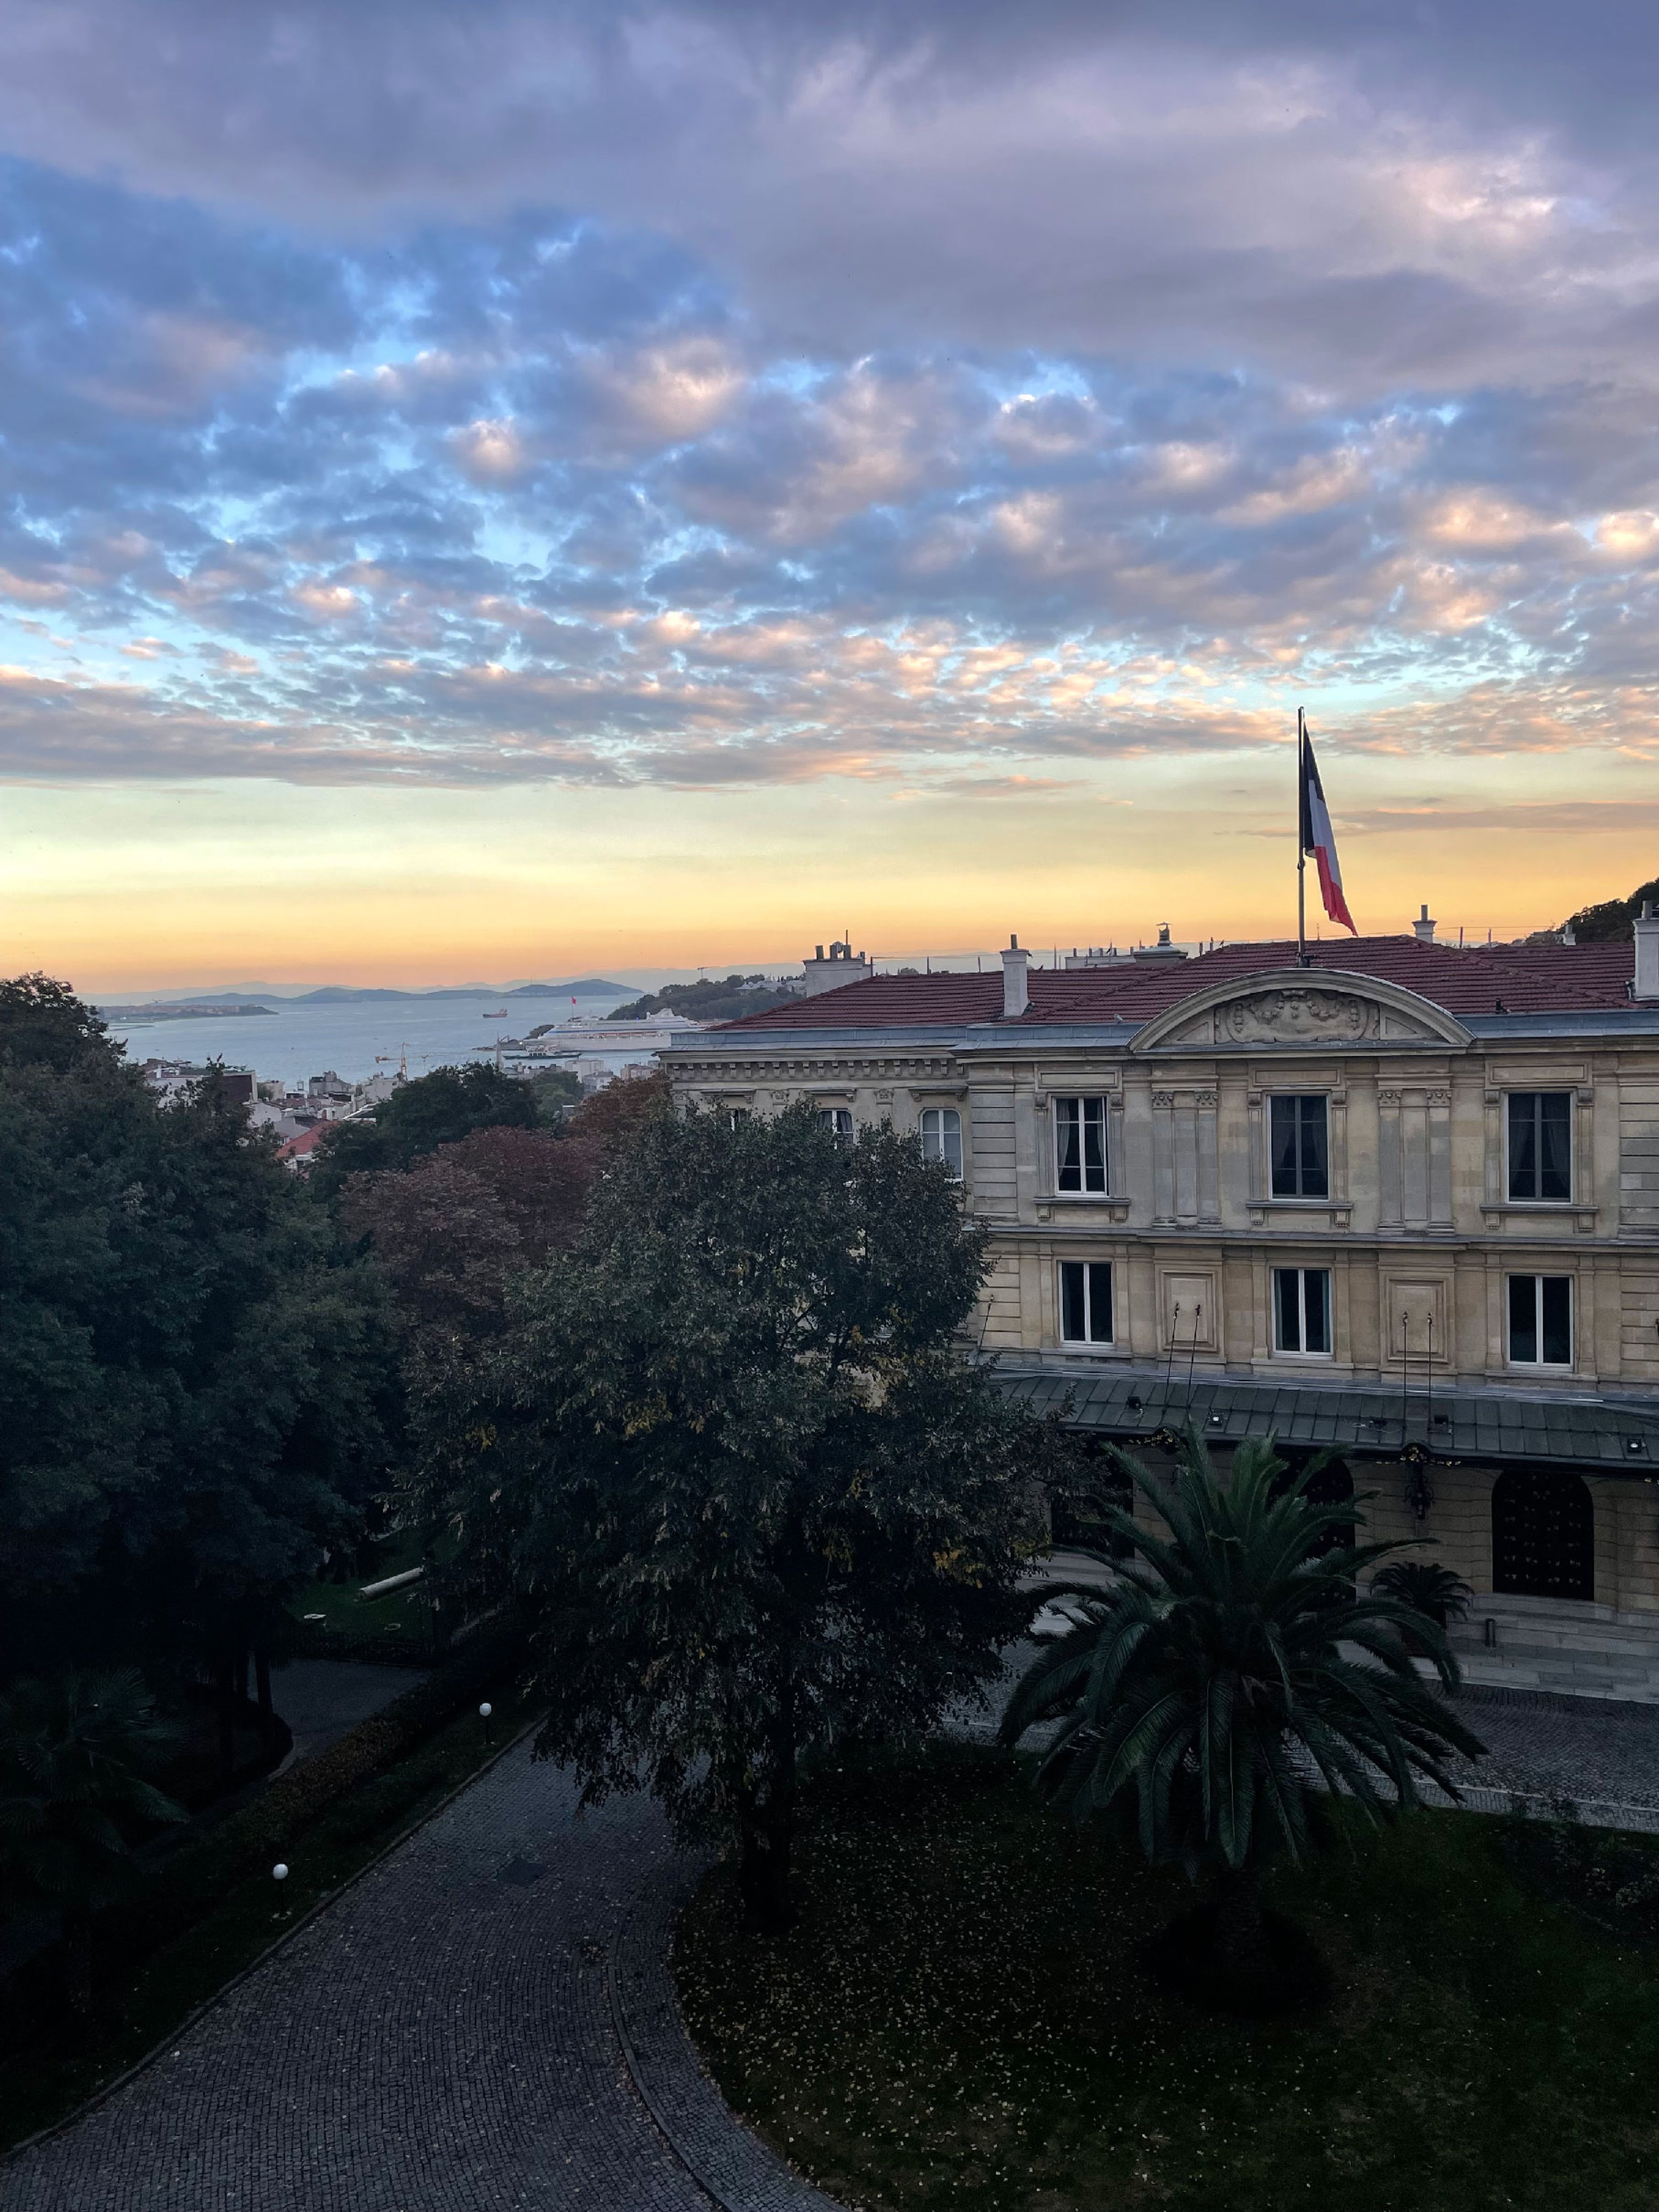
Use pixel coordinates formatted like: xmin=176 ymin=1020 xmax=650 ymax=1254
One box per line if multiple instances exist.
xmin=343 ymin=1069 xmax=671 ymax=1343
xmin=344 ymin=1126 xmax=601 ymax=1341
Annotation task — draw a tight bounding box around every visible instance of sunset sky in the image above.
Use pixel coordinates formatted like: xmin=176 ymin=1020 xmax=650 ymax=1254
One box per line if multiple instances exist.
xmin=3 ymin=1 xmax=1658 ymax=989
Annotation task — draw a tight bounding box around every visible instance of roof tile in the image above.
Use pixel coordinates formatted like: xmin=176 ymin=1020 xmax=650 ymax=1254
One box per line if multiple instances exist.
xmin=718 ymin=934 xmax=1637 ymax=1031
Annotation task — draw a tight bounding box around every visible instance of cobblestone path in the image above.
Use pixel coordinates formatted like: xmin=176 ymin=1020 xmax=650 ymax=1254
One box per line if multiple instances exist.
xmin=4 ymin=1744 xmax=830 ymax=2212
xmin=1449 ymin=1685 xmax=1659 ymax=1819
xmin=11 ymin=1681 xmax=1659 ymax=2211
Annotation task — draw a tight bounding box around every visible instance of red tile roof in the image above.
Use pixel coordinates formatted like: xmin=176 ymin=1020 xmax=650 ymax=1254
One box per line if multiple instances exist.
xmin=717 ymin=936 xmax=1638 ymax=1031
xmin=276 ymin=1123 xmax=333 ymax=1162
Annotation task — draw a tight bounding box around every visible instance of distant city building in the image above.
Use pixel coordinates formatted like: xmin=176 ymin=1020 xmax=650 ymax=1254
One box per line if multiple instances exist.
xmin=140 ymin=1060 xmax=256 ymax=1107
xmin=1064 ymin=923 xmax=1190 ymax=969
xmin=496 ymin=1010 xmax=704 ymax=1083
xmin=799 ymin=940 xmax=871 ymax=996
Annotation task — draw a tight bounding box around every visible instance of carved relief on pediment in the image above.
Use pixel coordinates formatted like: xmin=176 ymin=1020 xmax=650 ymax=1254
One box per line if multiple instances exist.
xmin=1160 ymin=988 xmax=1414 ymax=1046
xmin=1133 ymin=967 xmax=1468 ymax=1054
xmin=1222 ymin=989 xmax=1380 ymax=1044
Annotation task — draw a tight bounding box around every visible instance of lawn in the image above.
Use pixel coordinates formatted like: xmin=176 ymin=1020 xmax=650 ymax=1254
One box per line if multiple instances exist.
xmin=674 ymin=1746 xmax=1659 ymax=2212
xmin=290 ymin=1528 xmax=433 ymax=1662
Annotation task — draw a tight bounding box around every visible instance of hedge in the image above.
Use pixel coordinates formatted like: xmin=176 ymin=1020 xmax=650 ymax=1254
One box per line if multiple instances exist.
xmin=135 ymin=1619 xmax=526 ymax=1932
xmin=0 ymin=1616 xmax=527 ymax=2050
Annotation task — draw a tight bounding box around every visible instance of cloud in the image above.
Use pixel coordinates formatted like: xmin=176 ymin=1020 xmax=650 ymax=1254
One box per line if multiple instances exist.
xmin=0 ymin=11 xmax=1657 ymax=795
xmin=0 ymin=2 xmax=1654 ymax=392
xmin=1340 ymin=801 xmax=1659 ymax=836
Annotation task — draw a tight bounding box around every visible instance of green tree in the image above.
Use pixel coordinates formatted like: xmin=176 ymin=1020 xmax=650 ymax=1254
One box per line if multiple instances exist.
xmin=1001 ymin=1429 xmax=1485 ymax=2009
xmin=307 ymin=1062 xmax=539 ymax=1203
xmin=419 ymin=1102 xmax=1046 ymax=1929
xmin=0 ymin=1670 xmax=186 ymax=2028
xmin=1558 ymin=874 xmax=1659 ymax=943
xmin=1 ymin=975 xmax=399 ymax=1725
xmin=607 ymin=974 xmax=797 ymax=1022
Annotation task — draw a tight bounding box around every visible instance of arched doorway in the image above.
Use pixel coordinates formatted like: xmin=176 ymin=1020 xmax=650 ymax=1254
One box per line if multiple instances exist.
xmin=1273 ymin=1452 xmax=1355 ymax=1558
xmin=1492 ymin=1467 xmax=1594 ymax=1602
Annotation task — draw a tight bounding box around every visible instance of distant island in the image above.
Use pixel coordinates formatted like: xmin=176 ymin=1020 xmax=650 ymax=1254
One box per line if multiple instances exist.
xmin=99 ymin=1001 xmax=277 ymax=1023
xmin=98 ymin=979 xmax=629 ymax=1015
xmin=271 ymin=980 xmax=630 ymax=1004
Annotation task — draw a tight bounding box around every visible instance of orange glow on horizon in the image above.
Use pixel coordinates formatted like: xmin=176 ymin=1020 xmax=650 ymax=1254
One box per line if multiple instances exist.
xmin=2 ymin=766 xmax=1650 ymax=996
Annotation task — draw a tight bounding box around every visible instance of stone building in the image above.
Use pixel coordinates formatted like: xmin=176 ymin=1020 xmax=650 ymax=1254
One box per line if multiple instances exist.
xmin=663 ymin=919 xmax=1659 ymax=1690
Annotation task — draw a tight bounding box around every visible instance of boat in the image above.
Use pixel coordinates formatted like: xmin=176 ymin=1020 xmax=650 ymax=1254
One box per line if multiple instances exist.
xmin=481 ymin=1008 xmax=508 ymax=1017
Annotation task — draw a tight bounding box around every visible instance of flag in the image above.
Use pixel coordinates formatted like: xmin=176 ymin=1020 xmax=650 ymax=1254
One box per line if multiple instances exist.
xmin=1299 ymin=714 xmax=1356 ymax=934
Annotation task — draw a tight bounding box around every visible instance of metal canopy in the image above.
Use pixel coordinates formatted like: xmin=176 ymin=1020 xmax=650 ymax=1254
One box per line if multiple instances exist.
xmin=992 ymin=1365 xmax=1659 ymax=1475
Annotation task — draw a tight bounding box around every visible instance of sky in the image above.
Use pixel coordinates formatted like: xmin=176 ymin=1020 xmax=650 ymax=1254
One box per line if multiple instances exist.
xmin=3 ymin=0 xmax=1659 ymax=989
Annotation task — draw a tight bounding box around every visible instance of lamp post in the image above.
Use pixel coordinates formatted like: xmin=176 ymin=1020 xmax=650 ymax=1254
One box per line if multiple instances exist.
xmin=479 ymin=1701 xmax=494 ymax=1748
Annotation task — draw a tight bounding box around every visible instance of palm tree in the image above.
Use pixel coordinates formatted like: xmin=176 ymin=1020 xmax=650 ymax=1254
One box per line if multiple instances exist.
xmin=1002 ymin=1429 xmax=1485 ymax=2009
xmin=0 ymin=1670 xmax=187 ymax=2031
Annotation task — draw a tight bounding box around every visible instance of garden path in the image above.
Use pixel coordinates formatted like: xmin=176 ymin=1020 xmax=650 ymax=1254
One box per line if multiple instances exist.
xmin=3 ymin=1743 xmax=832 ymax=2212
xmin=10 ymin=1676 xmax=1659 ymax=2210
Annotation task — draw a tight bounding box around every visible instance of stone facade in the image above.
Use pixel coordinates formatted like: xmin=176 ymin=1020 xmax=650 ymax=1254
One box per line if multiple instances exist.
xmin=664 ymin=944 xmax=1659 ymax=1637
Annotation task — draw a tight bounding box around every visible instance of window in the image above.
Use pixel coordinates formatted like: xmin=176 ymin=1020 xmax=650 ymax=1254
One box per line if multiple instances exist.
xmin=817 ymin=1107 xmax=854 ymax=1139
xmin=1055 ymin=1097 xmax=1108 ymax=1193
xmin=1059 ymin=1260 xmax=1113 ymax=1344
xmin=724 ymin=1108 xmax=751 ymax=1129
xmin=1273 ymin=1267 xmax=1331 ymax=1355
xmin=919 ymin=1106 xmax=963 ymax=1180
xmin=1508 ymin=1091 xmax=1572 ymax=1201
xmin=1509 ymin=1274 xmax=1572 ymax=1366
xmin=1270 ymin=1094 xmax=1329 ymax=1198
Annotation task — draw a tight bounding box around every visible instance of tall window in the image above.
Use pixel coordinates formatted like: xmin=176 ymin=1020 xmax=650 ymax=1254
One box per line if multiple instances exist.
xmin=1273 ymin=1267 xmax=1331 ymax=1355
xmin=1059 ymin=1260 xmax=1113 ymax=1344
xmin=1055 ymin=1096 xmax=1108 ymax=1192
xmin=817 ymin=1107 xmax=854 ymax=1139
xmin=1508 ymin=1092 xmax=1572 ymax=1201
xmin=1509 ymin=1274 xmax=1572 ymax=1366
xmin=725 ymin=1108 xmax=751 ymax=1129
xmin=919 ymin=1106 xmax=963 ymax=1180
xmin=1270 ymin=1095 xmax=1329 ymax=1197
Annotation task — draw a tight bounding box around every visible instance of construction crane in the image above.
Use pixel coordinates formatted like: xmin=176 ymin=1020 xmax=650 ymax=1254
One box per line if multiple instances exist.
xmin=374 ymin=1044 xmax=410 ymax=1081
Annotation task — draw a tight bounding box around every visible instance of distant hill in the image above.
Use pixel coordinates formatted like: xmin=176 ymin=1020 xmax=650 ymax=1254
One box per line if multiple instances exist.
xmin=610 ymin=974 xmax=800 ymax=1023
xmin=174 ymin=979 xmax=629 ymax=1006
xmin=1554 ymin=877 xmax=1659 ymax=944
xmin=98 ymin=1000 xmax=276 ymax=1022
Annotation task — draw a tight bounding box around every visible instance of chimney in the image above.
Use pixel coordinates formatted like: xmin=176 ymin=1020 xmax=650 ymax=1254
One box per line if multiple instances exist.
xmin=1413 ymin=903 xmax=1436 ymax=944
xmin=1635 ymin=902 xmax=1659 ymax=1000
xmin=1001 ymin=934 xmax=1030 ymax=1018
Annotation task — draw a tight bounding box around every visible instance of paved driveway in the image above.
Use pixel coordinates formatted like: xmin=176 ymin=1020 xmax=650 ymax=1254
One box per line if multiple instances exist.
xmin=4 ymin=1745 xmax=830 ymax=2212
xmin=12 ymin=1679 xmax=1659 ymax=2211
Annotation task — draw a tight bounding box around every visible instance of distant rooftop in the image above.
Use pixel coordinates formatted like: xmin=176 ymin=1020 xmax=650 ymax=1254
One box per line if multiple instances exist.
xmin=715 ymin=935 xmax=1640 ymax=1031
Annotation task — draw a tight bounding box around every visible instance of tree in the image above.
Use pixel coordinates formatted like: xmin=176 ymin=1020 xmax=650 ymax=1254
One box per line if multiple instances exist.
xmin=307 ymin=1061 xmax=539 ymax=1203
xmin=1000 ymin=1429 xmax=1485 ymax=2010
xmin=607 ymin=974 xmax=798 ymax=1023
xmin=0 ymin=1670 xmax=186 ymax=2028
xmin=1 ymin=975 xmax=400 ymax=1726
xmin=560 ymin=1063 xmax=671 ymax=1145
xmin=418 ymin=1102 xmax=1047 ymax=1930
xmin=1557 ymin=875 xmax=1659 ymax=943
xmin=343 ymin=1125 xmax=602 ymax=1340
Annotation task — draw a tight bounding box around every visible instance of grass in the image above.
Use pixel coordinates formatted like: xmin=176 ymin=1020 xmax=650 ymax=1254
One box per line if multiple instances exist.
xmin=674 ymin=1747 xmax=1659 ymax=2212
xmin=289 ymin=1531 xmax=432 ymax=1662
xmin=0 ymin=1685 xmax=536 ymax=2153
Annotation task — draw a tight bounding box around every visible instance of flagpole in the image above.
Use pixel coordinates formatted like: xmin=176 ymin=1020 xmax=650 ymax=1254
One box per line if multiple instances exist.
xmin=1296 ymin=707 xmax=1307 ymax=966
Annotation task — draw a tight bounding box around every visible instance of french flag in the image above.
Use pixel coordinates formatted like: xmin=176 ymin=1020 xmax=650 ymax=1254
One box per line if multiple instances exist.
xmin=1299 ymin=714 xmax=1356 ymax=934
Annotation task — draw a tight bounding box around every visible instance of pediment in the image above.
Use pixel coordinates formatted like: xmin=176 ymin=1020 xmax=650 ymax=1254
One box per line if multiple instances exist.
xmin=1130 ymin=969 xmax=1471 ymax=1054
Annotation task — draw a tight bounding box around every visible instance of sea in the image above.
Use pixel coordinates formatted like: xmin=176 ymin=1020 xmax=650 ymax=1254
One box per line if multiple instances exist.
xmin=100 ymin=992 xmax=635 ymax=1091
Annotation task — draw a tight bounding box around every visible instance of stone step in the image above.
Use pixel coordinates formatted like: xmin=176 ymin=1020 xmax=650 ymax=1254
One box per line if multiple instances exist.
xmin=1451 ymin=1609 xmax=1659 ymax=1662
xmin=1451 ymin=1652 xmax=1659 ymax=1704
